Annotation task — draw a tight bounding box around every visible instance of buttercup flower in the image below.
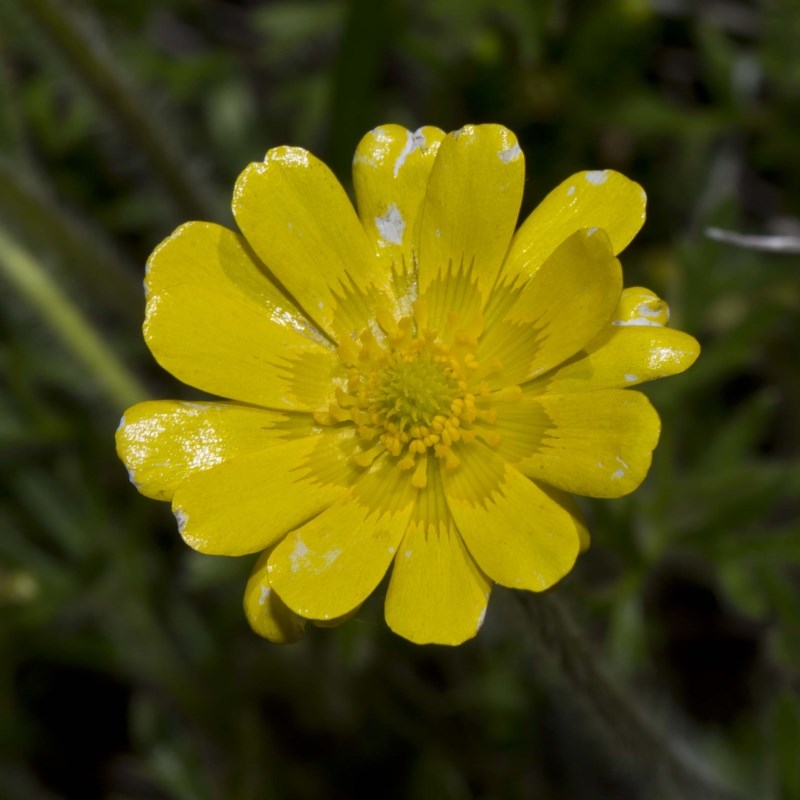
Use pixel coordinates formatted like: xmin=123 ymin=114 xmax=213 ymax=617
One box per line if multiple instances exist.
xmin=116 ymin=124 xmax=699 ymax=645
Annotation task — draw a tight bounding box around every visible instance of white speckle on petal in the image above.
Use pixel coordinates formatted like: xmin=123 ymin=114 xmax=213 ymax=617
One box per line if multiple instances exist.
xmin=290 ymin=537 xmax=310 ymax=572
xmin=587 ymin=227 xmax=598 ymax=236
xmin=376 ymin=203 xmax=405 ymax=245
xmin=586 ymin=170 xmax=609 ymax=185
xmin=435 ymin=229 xmax=441 ymax=238
xmin=126 ymin=466 xmax=140 ymax=489
xmin=613 ymin=301 xmax=669 ymax=327
xmin=275 ymin=147 xmax=309 ymax=167
xmin=175 ymin=509 xmax=208 ymax=550
xmin=404 ymin=549 xmax=413 ymax=559
xmin=317 ymin=301 xmax=325 ymax=310
xmin=477 ymin=605 xmax=487 ymax=629
xmin=323 ymin=548 xmax=341 ymax=567
xmin=498 ymin=143 xmax=521 ymax=163
xmin=258 ymin=585 xmax=271 ymax=606
xmin=393 ymin=129 xmax=426 ymax=177
xmin=567 ymin=185 xmax=576 ymax=196
xmin=612 ymin=469 xmax=625 ymax=480
xmin=174 ymin=508 xmax=189 ymax=533
xmin=624 ymin=374 xmax=638 ymax=383
xmin=616 ymin=456 xmax=630 ymax=470
xmin=388 ymin=546 xmax=395 ymax=554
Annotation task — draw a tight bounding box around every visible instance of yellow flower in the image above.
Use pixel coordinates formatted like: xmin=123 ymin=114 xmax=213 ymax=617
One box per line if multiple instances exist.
xmin=116 ymin=124 xmax=699 ymax=646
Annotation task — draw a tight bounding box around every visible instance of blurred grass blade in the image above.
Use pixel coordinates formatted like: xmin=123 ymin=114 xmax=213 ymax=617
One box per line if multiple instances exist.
xmin=0 ymin=157 xmax=143 ymax=324
xmin=18 ymin=0 xmax=222 ymax=221
xmin=0 ymin=226 xmax=148 ymax=409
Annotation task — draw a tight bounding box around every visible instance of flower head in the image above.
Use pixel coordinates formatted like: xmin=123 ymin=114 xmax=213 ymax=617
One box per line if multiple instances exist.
xmin=116 ymin=124 xmax=699 ymax=645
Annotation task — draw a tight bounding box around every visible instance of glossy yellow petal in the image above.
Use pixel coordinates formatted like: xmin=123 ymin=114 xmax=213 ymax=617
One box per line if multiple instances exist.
xmin=353 ymin=125 xmax=445 ymax=308
xmin=532 ymin=326 xmax=701 ymax=394
xmin=144 ymin=221 xmax=339 ymax=407
xmin=539 ymin=484 xmax=591 ymax=553
xmin=233 ymin=147 xmax=390 ymax=338
xmin=244 ymin=548 xmax=306 ymax=643
xmin=267 ymin=456 xmax=417 ymax=620
xmin=171 ymin=433 xmax=355 ymax=556
xmin=417 ymin=124 xmax=525 ymax=324
xmin=385 ymin=515 xmax=491 ymax=645
xmin=443 ymin=445 xmax=580 ymax=591
xmin=144 ymin=283 xmax=340 ymax=409
xmin=613 ymin=287 xmax=670 ymax=326
xmin=502 ymin=169 xmax=646 ymax=282
xmin=116 ymin=400 xmax=313 ymax=501
xmin=145 ymin=221 xmax=317 ymax=338
xmin=517 ymin=390 xmax=661 ymax=498
xmin=310 ymin=605 xmax=362 ymax=628
xmin=477 ymin=229 xmax=622 ymax=387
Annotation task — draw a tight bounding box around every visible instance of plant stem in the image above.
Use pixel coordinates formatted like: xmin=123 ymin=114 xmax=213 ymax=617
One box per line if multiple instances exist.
xmin=0 ymin=226 xmax=148 ymax=410
xmin=19 ymin=0 xmax=222 ymax=222
xmin=519 ymin=591 xmax=748 ymax=800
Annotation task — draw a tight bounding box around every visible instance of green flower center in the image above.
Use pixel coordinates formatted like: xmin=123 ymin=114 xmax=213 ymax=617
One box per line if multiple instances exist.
xmin=314 ymin=309 xmax=503 ymax=489
xmin=377 ymin=352 xmax=458 ymax=429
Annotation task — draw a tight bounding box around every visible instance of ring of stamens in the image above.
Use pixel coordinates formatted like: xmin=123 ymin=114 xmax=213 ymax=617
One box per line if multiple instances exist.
xmin=314 ymin=305 xmax=505 ymax=489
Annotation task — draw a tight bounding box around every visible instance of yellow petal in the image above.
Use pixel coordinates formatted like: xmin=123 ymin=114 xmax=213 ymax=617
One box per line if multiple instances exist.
xmin=145 ymin=221 xmax=317 ymax=340
xmin=116 ymin=400 xmax=313 ymax=501
xmin=310 ymin=605 xmax=362 ymax=628
xmin=267 ymin=456 xmax=417 ymax=620
xmin=477 ymin=229 xmax=622 ymax=387
xmin=145 ymin=221 xmax=339 ymax=408
xmin=171 ymin=433 xmax=355 ymax=556
xmin=517 ymin=389 xmax=661 ymax=498
xmin=443 ymin=446 xmax=580 ymax=591
xmin=244 ymin=548 xmax=306 ymax=643
xmin=502 ymin=169 xmax=646 ymax=282
xmin=385 ymin=515 xmax=491 ymax=645
xmin=417 ymin=124 xmax=525 ymax=325
xmin=144 ymin=283 xmax=340 ymax=409
xmin=232 ymin=147 xmax=390 ymax=338
xmin=352 ymin=125 xmax=445 ymax=309
xmin=613 ymin=287 xmax=670 ymax=326
xmin=532 ymin=326 xmax=700 ymax=394
xmin=539 ymin=484 xmax=591 ymax=553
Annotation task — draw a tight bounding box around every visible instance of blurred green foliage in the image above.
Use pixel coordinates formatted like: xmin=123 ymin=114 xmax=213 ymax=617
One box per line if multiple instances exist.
xmin=1 ymin=0 xmax=799 ymax=798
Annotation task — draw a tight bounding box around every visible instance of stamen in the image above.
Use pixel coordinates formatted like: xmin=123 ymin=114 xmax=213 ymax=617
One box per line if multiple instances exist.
xmin=315 ymin=310 xmax=503 ymax=487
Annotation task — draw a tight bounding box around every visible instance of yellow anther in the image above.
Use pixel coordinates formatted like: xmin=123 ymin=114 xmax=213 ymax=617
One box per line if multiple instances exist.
xmin=477 ymin=408 xmax=497 ymax=423
xmin=353 ymin=444 xmax=384 ymax=467
xmin=335 ymin=388 xmax=358 ymax=407
xmin=398 ymin=454 xmax=415 ymax=471
xmin=411 ymin=457 xmax=428 ymax=489
xmin=477 ymin=430 xmax=502 ymax=448
xmin=313 ymin=410 xmax=334 ymax=426
xmin=328 ymin=404 xmax=353 ymax=423
xmin=376 ymin=304 xmax=397 ymax=335
xmin=337 ymin=335 xmax=360 ymax=365
xmin=492 ymin=385 xmax=523 ymax=402
xmin=324 ymin=306 xmax=505 ymax=485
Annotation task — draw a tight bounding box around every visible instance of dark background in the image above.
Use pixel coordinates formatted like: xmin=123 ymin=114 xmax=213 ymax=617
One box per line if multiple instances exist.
xmin=1 ymin=1 xmax=799 ymax=798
